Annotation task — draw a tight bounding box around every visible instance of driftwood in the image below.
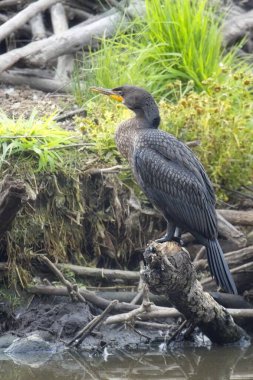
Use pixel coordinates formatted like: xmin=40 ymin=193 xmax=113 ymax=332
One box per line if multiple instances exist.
xmin=39 ymin=255 xmax=87 ymax=303
xmin=225 ymin=245 xmax=253 ymax=266
xmin=0 ymin=0 xmax=59 ymax=42
xmin=217 ymin=213 xmax=247 ymax=248
xmin=0 ymin=0 xmax=251 ymax=93
xmin=67 ymin=300 xmax=118 ymax=347
xmin=142 ymin=241 xmax=247 ymax=344
xmin=28 ymin=284 xmax=253 ymax=321
xmin=223 ymin=9 xmax=253 ymax=48
xmin=28 ymin=284 xmax=139 ymax=313
xmin=29 ymin=12 xmax=47 ymax=41
xmin=0 ymin=71 xmax=71 ymax=93
xmin=202 ymin=261 xmax=253 ymax=291
xmin=218 ymin=209 xmax=253 ymax=226
xmin=195 ymin=245 xmax=253 ymax=271
xmin=57 ymin=263 xmax=140 ymax=282
xmin=0 ymin=175 xmax=30 ymax=238
xmin=0 ymin=0 xmax=144 ymax=74
xmin=50 ymin=2 xmax=74 ymax=80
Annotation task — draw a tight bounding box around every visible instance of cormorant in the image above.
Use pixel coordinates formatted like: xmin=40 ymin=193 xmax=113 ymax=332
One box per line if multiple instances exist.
xmin=91 ymin=85 xmax=237 ymax=295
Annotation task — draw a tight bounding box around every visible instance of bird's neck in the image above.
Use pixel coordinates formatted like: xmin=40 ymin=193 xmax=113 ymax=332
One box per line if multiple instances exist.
xmin=115 ymin=118 xmax=140 ymax=160
xmin=133 ymin=103 xmax=160 ymax=129
xmin=115 ymin=113 xmax=159 ymax=162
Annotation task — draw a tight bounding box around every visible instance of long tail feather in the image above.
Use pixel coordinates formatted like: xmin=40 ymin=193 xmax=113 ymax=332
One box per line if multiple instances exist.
xmin=206 ymin=239 xmax=237 ymax=294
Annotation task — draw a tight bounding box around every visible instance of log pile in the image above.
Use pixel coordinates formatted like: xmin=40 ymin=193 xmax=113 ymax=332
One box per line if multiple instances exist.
xmin=0 ymin=0 xmax=253 ymax=93
xmin=0 ymin=0 xmax=145 ymax=92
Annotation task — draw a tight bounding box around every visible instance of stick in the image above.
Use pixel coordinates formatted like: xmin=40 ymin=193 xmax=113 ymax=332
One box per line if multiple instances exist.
xmin=225 ymin=246 xmax=253 ymax=266
xmin=130 ymin=260 xmax=145 ymax=304
xmin=166 ymin=320 xmax=188 ymax=345
xmin=134 ymin=321 xmax=173 ymax=330
xmin=67 ymin=299 xmax=118 ymax=347
xmin=105 ymin=304 xmax=181 ymax=325
xmin=57 ymin=263 xmax=140 ymax=282
xmin=53 ymin=108 xmax=87 ymax=122
xmin=39 ymin=256 xmax=86 ymax=303
xmin=0 ymin=0 xmax=60 ymax=42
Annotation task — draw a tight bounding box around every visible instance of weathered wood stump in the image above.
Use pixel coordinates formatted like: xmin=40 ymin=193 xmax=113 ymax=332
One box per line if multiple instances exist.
xmin=142 ymin=241 xmax=249 ymax=344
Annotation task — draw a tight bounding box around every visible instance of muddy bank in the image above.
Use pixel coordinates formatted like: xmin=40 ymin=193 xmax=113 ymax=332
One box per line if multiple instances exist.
xmin=0 ymin=294 xmax=179 ymax=355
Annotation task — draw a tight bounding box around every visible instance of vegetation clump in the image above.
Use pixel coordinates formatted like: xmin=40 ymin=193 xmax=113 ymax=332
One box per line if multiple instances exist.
xmin=0 ymin=112 xmax=80 ymax=172
xmin=74 ymin=0 xmax=244 ymax=98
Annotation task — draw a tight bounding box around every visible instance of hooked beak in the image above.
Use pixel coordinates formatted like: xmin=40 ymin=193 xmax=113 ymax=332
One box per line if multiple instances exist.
xmin=90 ymin=86 xmax=124 ymax=102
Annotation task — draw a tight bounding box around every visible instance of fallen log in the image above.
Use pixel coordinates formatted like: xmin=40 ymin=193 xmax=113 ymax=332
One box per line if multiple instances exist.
xmin=217 ymin=213 xmax=246 ymax=248
xmin=195 ymin=245 xmax=253 ymax=271
xmin=217 ymin=209 xmax=253 ymax=226
xmin=0 ymin=175 xmax=30 ymax=237
xmin=0 ymin=0 xmax=59 ymax=43
xmin=57 ymin=263 xmax=140 ymax=282
xmin=202 ymin=261 xmax=253 ymax=292
xmin=29 ymin=12 xmax=47 ymax=41
xmin=142 ymin=241 xmax=248 ymax=344
xmin=50 ymin=2 xmax=74 ymax=80
xmin=0 ymin=71 xmax=71 ymax=93
xmin=0 ymin=0 xmax=26 ymax=9
xmin=28 ymin=284 xmax=139 ymax=313
xmin=225 ymin=246 xmax=253 ymax=267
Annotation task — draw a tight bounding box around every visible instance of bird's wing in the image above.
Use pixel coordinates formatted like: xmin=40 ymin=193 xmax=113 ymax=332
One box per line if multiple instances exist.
xmin=138 ymin=130 xmax=216 ymax=205
xmin=133 ymin=145 xmax=217 ymax=239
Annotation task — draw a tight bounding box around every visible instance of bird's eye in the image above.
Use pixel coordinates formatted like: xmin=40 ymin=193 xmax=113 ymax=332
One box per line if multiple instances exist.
xmin=117 ymin=91 xmax=123 ymax=96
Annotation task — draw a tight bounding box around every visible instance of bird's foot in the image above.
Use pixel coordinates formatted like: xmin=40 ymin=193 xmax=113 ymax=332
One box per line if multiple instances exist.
xmin=155 ymin=233 xmax=172 ymax=244
xmin=155 ymin=235 xmax=184 ymax=246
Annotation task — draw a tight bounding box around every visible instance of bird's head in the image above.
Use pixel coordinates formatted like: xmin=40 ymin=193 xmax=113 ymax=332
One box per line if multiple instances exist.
xmin=90 ymin=85 xmax=160 ymax=128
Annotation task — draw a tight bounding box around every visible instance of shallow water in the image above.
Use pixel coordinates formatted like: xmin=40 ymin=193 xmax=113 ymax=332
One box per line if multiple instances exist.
xmin=1 ymin=344 xmax=253 ymax=380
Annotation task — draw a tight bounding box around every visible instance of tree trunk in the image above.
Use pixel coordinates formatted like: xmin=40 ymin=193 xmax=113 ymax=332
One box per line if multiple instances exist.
xmin=142 ymin=241 xmax=248 ymax=344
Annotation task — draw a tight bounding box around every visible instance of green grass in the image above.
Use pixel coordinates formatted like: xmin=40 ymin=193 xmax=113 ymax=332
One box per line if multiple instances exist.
xmin=0 ymin=112 xmax=80 ymax=172
xmin=73 ymin=0 xmax=244 ymax=101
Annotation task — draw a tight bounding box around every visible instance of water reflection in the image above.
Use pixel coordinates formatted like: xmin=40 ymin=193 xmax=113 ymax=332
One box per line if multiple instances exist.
xmin=0 ymin=345 xmax=253 ymax=380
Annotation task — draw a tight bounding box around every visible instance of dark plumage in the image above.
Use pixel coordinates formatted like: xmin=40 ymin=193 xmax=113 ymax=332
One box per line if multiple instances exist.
xmin=91 ymin=85 xmax=237 ymax=294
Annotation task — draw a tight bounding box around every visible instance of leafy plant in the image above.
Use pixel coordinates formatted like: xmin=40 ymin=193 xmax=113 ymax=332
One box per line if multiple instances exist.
xmin=0 ymin=112 xmax=79 ymax=171
xmin=159 ymin=74 xmax=253 ymax=198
